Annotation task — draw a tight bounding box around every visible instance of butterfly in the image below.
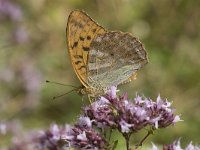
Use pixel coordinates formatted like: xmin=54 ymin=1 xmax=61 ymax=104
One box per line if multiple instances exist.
xmin=66 ymin=10 xmax=148 ymax=97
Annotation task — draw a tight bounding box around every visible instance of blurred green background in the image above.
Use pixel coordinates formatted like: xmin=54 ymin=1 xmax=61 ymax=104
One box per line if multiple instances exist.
xmin=0 ymin=0 xmax=199 ymax=149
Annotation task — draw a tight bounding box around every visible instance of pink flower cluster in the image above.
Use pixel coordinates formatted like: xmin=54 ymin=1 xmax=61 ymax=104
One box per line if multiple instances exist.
xmin=84 ymin=86 xmax=181 ymax=134
xmin=3 ymin=86 xmax=183 ymax=150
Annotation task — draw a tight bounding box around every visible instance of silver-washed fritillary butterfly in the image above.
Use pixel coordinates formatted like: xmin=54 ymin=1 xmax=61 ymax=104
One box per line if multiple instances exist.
xmin=66 ymin=10 xmax=148 ymax=97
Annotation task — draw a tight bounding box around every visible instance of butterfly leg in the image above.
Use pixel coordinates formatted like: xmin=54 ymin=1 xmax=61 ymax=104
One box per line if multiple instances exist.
xmin=88 ymin=95 xmax=93 ymax=103
xmin=81 ymin=95 xmax=85 ymax=102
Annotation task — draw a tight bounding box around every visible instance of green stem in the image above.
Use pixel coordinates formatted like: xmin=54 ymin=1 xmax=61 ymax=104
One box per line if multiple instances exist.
xmin=109 ymin=129 xmax=112 ymax=142
xmin=135 ymin=130 xmax=153 ymax=149
xmin=124 ymin=133 xmax=131 ymax=150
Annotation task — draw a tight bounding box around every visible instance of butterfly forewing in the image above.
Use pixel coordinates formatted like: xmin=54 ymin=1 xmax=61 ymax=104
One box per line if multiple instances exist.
xmin=66 ymin=10 xmax=106 ymax=88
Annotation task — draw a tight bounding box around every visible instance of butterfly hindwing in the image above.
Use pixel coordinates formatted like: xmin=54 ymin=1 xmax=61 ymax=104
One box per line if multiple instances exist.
xmin=88 ymin=31 xmax=148 ymax=89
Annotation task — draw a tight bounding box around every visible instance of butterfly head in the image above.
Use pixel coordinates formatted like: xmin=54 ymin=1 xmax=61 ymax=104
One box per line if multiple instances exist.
xmin=75 ymin=86 xmax=89 ymax=96
xmin=76 ymin=86 xmax=105 ymax=98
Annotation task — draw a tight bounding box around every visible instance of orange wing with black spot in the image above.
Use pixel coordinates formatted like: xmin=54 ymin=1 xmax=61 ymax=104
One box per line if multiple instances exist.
xmin=66 ymin=10 xmax=106 ymax=88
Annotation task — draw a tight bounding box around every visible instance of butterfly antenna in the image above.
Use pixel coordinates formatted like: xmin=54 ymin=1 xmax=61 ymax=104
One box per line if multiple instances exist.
xmin=46 ymin=80 xmax=78 ymax=88
xmin=53 ymin=89 xmax=76 ymax=100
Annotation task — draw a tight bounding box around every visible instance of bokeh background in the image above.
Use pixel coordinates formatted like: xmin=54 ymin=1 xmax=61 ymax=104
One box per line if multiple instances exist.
xmin=0 ymin=0 xmax=199 ymax=149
